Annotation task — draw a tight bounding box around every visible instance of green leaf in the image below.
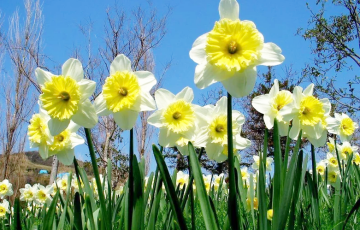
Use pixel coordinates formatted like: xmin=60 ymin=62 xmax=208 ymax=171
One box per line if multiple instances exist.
xmin=152 ymin=144 xmax=188 ymax=230
xmin=272 ymin=120 xmax=282 ymax=230
xmin=73 ymin=192 xmax=83 ymax=230
xmin=43 ymin=191 xmax=59 ymax=230
xmin=131 ymin=154 xmax=144 ymax=230
xmin=188 ymin=142 xmax=219 ymax=230
xmin=13 ymin=198 xmax=22 ymax=230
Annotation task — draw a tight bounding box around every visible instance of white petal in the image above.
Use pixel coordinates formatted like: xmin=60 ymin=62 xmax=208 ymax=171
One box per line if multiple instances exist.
xmin=320 ymin=98 xmax=331 ymax=115
xmin=219 ymin=0 xmax=239 ymax=21
xmin=234 ymin=135 xmax=251 ymax=150
xmin=264 ymin=115 xmax=275 ymax=129
xmin=256 ymin=43 xmax=285 ymax=66
xmin=35 ymin=68 xmax=53 ymax=87
xmin=70 ymin=133 xmax=85 ymax=149
xmin=72 ymin=100 xmax=98 ymax=128
xmin=155 ymin=88 xmax=175 ymax=110
xmin=135 ymin=71 xmax=157 ymax=92
xmin=189 ymin=33 xmax=208 ymax=65
xmin=302 ymin=125 xmax=317 ymax=139
xmin=307 ymin=130 xmax=327 ymax=148
xmin=158 ymin=128 xmax=180 ymax=147
xmin=292 ymin=86 xmax=303 ymax=107
xmin=221 ymin=67 xmax=257 ymax=98
xmin=289 ymin=119 xmax=300 ymax=140
xmin=139 ymin=91 xmax=156 ymax=111
xmin=48 ymin=118 xmax=70 ymax=136
xmin=269 ymin=79 xmax=279 ymax=98
xmin=176 ymin=144 xmax=189 ymax=156
xmin=252 ymin=95 xmax=272 ymax=114
xmin=78 ymin=79 xmax=96 ymax=101
xmin=147 ymin=110 xmax=164 ymax=128
xmin=62 ymin=58 xmax=84 ymax=82
xmin=194 ymin=64 xmax=220 ymax=89
xmin=206 ymin=142 xmax=226 ymax=162
xmin=113 ymin=110 xmax=139 ymax=130
xmin=280 ymin=104 xmax=297 ymax=122
xmin=303 ymin=84 xmax=314 ymax=96
xmin=175 ymin=87 xmax=194 ymax=103
xmin=110 ymin=54 xmax=132 ymax=75
xmin=278 ymin=121 xmax=290 ymax=137
xmin=56 ymin=149 xmax=75 ymax=166
xmin=67 ymin=121 xmax=81 ymax=133
xmin=94 ymin=94 xmax=112 ymax=116
xmin=39 ymin=145 xmax=48 ymax=159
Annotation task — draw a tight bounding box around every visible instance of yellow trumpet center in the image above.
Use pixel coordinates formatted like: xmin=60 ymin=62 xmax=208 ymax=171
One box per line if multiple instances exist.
xmin=340 ymin=117 xmax=356 ymax=136
xmin=40 ymin=76 xmax=81 ymax=120
xmin=103 ymin=71 xmax=140 ymax=112
xmin=50 ymin=130 xmax=71 ymax=152
xmin=163 ymin=100 xmax=195 ymax=133
xmin=299 ymin=96 xmax=324 ymax=126
xmin=205 ymin=19 xmax=263 ymax=73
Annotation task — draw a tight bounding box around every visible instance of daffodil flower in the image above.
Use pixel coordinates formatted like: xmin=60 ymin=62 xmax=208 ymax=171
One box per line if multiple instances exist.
xmin=327 ymin=113 xmax=358 ymax=142
xmin=189 ymin=0 xmax=285 ymax=97
xmin=176 ymin=171 xmax=189 ymax=189
xmin=327 ymin=168 xmax=340 ymax=186
xmin=51 ymin=122 xmax=84 ymax=165
xmin=252 ymin=155 xmax=273 ymax=172
xmin=326 ymin=153 xmax=339 ymax=170
xmin=336 ymin=141 xmax=358 ymax=161
xmin=252 ymin=79 xmax=292 ymax=136
xmin=327 ymin=137 xmax=336 ymax=153
xmin=28 ymin=107 xmax=53 ymax=159
xmin=280 ymin=84 xmax=331 ymax=143
xmin=0 ymin=180 xmax=13 ymax=199
xmin=0 ymin=200 xmax=10 ymax=218
xmin=20 ymin=184 xmax=38 ymax=202
xmin=196 ymin=96 xmax=250 ymax=162
xmin=36 ymin=58 xmax=98 ymax=136
xmin=147 ymin=87 xmax=206 ymax=149
xmin=35 ymin=185 xmax=53 ymax=205
xmin=95 ymin=54 xmax=156 ymax=130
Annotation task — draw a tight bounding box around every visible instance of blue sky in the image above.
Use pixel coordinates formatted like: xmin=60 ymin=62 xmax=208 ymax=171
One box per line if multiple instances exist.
xmin=1 ymin=0 xmax=357 ymax=172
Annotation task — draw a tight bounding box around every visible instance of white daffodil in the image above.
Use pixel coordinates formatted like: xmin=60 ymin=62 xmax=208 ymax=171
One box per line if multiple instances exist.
xmin=0 ymin=200 xmax=10 ymax=218
xmin=35 ymin=185 xmax=53 ymax=205
xmin=0 ymin=179 xmax=13 ymax=199
xmin=57 ymin=175 xmax=70 ymax=191
xmin=315 ymin=160 xmax=326 ymax=177
xmin=336 ymin=141 xmax=358 ymax=161
xmin=240 ymin=167 xmax=250 ymax=182
xmin=147 ymin=87 xmax=206 ymax=150
xmin=95 ymin=54 xmax=156 ymax=130
xmin=252 ymin=79 xmax=292 ymax=136
xmin=28 ymin=107 xmax=54 ymax=159
xmin=213 ymin=173 xmax=225 ymax=191
xmin=36 ymin=58 xmax=98 ymax=136
xmin=353 ymin=152 xmax=360 ymax=166
xmin=203 ymin=174 xmax=212 ymax=193
xmin=189 ymin=0 xmax=284 ymax=98
xmin=326 ymin=153 xmax=339 ymax=170
xmin=280 ymin=84 xmax=331 ymax=143
xmin=20 ymin=184 xmax=38 ymax=202
xmin=176 ymin=171 xmax=189 ymax=189
xmin=327 ymin=168 xmax=340 ymax=187
xmin=72 ymin=176 xmax=83 ymax=192
xmin=327 ymin=113 xmax=358 ymax=142
xmin=327 ymin=137 xmax=336 ymax=153
xmin=196 ymin=96 xmax=250 ymax=162
xmin=252 ymin=155 xmax=273 ymax=172
xmin=45 ymin=122 xmax=84 ymax=165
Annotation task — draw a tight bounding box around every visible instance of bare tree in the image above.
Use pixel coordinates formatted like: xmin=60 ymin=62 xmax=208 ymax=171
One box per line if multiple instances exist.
xmin=0 ymin=0 xmax=44 ymax=179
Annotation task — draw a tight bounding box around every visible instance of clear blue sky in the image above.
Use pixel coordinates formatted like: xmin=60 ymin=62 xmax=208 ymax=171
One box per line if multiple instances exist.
xmin=1 ymin=0 xmax=357 ymax=173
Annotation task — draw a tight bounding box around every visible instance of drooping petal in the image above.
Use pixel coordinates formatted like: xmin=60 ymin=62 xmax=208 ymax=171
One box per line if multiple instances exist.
xmin=94 ymin=94 xmax=112 ymax=116
xmin=113 ymin=109 xmax=139 ymax=130
xmin=56 ymin=149 xmax=75 ymax=166
xmin=256 ymin=43 xmax=285 ymax=66
xmin=320 ymin=98 xmax=331 ymax=115
xmin=38 ymin=145 xmax=48 ymax=159
xmin=78 ymin=79 xmax=96 ymax=101
xmin=289 ymin=119 xmax=300 ymax=140
xmin=67 ymin=121 xmax=81 ymax=133
xmin=194 ymin=64 xmax=221 ymax=89
xmin=158 ymin=128 xmax=180 ymax=147
xmin=263 ymin=115 xmax=275 ymax=129
xmin=252 ymin=95 xmax=272 ymax=114
xmin=221 ymin=67 xmax=257 ymax=98
xmin=234 ymin=135 xmax=251 ymax=150
xmin=307 ymin=129 xmax=327 ymax=148
xmin=147 ymin=110 xmax=164 ymax=128
xmin=175 ymin=87 xmax=194 ymax=103
xmin=219 ymin=0 xmax=239 ymax=21
xmin=278 ymin=121 xmax=290 ymax=137
xmin=70 ymin=133 xmax=85 ymax=149
xmin=72 ymin=99 xmax=98 ymax=128
xmin=280 ymin=104 xmax=297 ymax=122
xmin=48 ymin=118 xmax=70 ymax=136
xmin=154 ymin=88 xmax=175 ymax=110
xmin=206 ymin=142 xmax=227 ymax=162
xmin=110 ymin=54 xmax=132 ymax=75
xmin=135 ymin=71 xmax=157 ymax=92
xmin=62 ymin=58 xmax=84 ymax=82
xmin=35 ymin=68 xmax=53 ymax=86
xmin=139 ymin=91 xmax=156 ymax=111
xmin=189 ymin=33 xmax=208 ymax=65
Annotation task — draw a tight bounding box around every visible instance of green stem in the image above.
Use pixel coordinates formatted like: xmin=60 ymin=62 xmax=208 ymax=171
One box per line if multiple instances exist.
xmin=227 ymin=93 xmax=239 ymax=230
xmin=128 ymin=128 xmax=134 ymax=230
xmin=84 ymin=128 xmax=108 ymax=230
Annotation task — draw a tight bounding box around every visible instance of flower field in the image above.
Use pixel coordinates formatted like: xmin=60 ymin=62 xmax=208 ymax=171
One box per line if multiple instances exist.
xmin=0 ymin=0 xmax=359 ymax=229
